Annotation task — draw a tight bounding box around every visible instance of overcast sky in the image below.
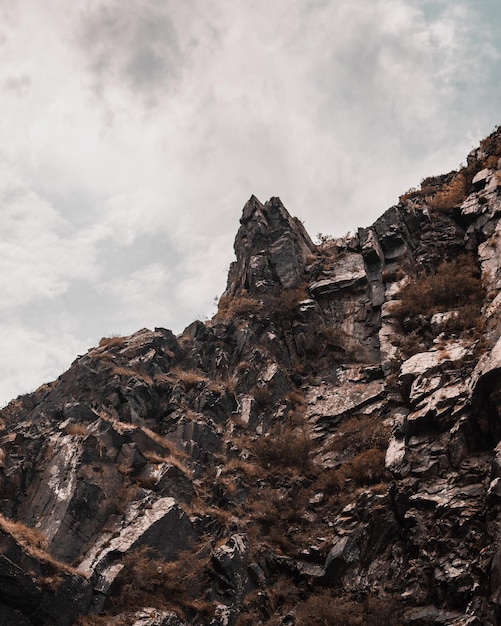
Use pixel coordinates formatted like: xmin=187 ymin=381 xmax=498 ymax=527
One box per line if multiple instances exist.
xmin=0 ymin=0 xmax=500 ymax=405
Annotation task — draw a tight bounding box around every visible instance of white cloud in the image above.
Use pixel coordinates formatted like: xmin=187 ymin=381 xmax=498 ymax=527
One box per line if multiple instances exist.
xmin=0 ymin=322 xmax=85 ymax=405
xmin=0 ymin=163 xmax=101 ymax=309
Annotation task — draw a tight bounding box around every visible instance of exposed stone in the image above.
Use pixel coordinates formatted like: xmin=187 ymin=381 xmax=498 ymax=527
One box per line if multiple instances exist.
xmin=324 ymin=535 xmax=360 ymax=583
xmin=306 ymin=378 xmax=386 ymax=433
xmin=212 ymin=534 xmax=250 ymax=608
xmin=309 ymin=253 xmax=367 ymax=297
xmin=224 ymin=195 xmax=315 ymax=296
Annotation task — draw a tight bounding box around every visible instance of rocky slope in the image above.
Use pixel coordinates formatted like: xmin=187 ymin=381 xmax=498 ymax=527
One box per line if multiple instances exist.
xmin=3 ymin=129 xmax=501 ymax=624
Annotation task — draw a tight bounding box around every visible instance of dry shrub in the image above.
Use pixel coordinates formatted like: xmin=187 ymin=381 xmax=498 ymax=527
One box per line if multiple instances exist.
xmin=75 ymin=617 xmax=110 ymax=626
xmin=98 ymin=336 xmax=126 ymax=349
xmin=303 ymin=323 xmax=350 ymax=365
xmin=235 ymin=614 xmax=256 ymax=626
xmin=265 ymin=285 xmax=308 ymax=321
xmin=426 ymin=171 xmax=468 ymax=212
xmin=285 ymin=388 xmax=305 ymax=408
xmin=346 ymin=449 xmax=388 ymax=486
xmin=64 ymin=423 xmax=89 ymax=436
xmin=306 ymin=325 xmax=346 ymax=352
xmin=0 ymin=515 xmax=47 ymax=550
xmin=399 ymin=187 xmax=419 ymax=202
xmin=295 ymin=590 xmax=403 ymax=626
xmin=247 ymin=487 xmax=308 ymax=553
xmin=315 ymin=468 xmax=345 ymax=496
xmin=443 ymin=303 xmax=486 ymax=335
xmin=0 ymin=514 xmax=81 ymax=576
xmin=107 ymin=546 xmax=214 ymax=619
xmin=382 ymin=268 xmax=406 ymax=283
xmin=296 ymin=590 xmax=362 ymax=626
xmin=396 ymin=330 xmax=426 ymax=358
xmin=133 ymin=475 xmax=158 ymax=490
xmin=482 ymin=154 xmax=499 ymax=169
xmin=111 ymin=365 xmax=153 ymax=384
xmin=218 ymin=285 xmax=308 ymax=322
xmin=222 ymin=458 xmax=265 ymax=480
xmin=217 ymin=293 xmax=264 ymax=318
xmin=328 ymin=415 xmax=390 ymax=455
xmin=252 ymin=384 xmax=274 ymax=407
xmin=480 ymin=127 xmax=501 ymax=160
xmin=268 ymin=576 xmax=301 ymax=613
xmin=316 ymin=449 xmax=389 ymax=495
xmin=252 ymin=423 xmax=312 ymax=472
xmin=396 ymin=254 xmax=484 ymax=323
xmin=172 ymin=368 xmax=207 ymax=392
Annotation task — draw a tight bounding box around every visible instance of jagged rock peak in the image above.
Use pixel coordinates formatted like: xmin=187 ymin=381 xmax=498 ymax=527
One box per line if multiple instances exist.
xmin=225 ymin=195 xmax=315 ymax=296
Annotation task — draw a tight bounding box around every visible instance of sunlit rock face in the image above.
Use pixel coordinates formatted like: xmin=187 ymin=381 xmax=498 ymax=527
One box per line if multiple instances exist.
xmin=4 ymin=128 xmax=501 ymax=624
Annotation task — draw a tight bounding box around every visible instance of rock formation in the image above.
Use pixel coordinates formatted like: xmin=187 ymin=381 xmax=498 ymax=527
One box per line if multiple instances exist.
xmin=3 ymin=128 xmax=501 ymax=624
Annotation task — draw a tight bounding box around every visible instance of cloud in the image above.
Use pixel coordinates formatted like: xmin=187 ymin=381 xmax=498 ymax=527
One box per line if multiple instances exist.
xmin=78 ymin=0 xmax=182 ymax=106
xmin=103 ymin=262 xmax=172 ymax=329
xmin=0 ymin=0 xmax=500 ymax=404
xmin=0 ymin=163 xmax=102 ymax=309
xmin=0 ymin=322 xmax=85 ymax=405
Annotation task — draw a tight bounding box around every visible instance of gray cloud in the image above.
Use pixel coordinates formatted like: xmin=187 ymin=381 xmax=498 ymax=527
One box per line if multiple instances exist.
xmin=78 ymin=1 xmax=182 ymax=105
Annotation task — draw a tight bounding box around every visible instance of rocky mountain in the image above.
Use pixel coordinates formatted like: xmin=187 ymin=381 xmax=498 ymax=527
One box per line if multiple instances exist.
xmin=2 ymin=128 xmax=501 ymax=625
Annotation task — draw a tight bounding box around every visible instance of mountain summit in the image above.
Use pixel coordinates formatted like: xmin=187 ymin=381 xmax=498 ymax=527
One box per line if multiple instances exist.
xmin=225 ymin=195 xmax=315 ymax=296
xmin=2 ymin=128 xmax=501 ymax=624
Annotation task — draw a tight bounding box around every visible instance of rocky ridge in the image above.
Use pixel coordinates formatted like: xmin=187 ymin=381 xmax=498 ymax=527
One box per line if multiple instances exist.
xmin=2 ymin=129 xmax=501 ymax=624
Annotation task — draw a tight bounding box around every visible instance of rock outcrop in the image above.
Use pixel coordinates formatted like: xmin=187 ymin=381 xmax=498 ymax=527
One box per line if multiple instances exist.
xmin=3 ymin=128 xmax=501 ymax=624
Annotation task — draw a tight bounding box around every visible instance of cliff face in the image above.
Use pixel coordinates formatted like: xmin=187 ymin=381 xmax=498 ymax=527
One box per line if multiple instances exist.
xmin=3 ymin=129 xmax=501 ymax=625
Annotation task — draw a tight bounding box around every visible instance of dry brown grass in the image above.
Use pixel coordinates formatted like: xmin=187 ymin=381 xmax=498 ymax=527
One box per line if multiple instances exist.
xmin=395 ymin=254 xmax=484 ymax=324
xmin=0 ymin=515 xmax=47 ymax=550
xmin=0 ymin=514 xmax=83 ymax=577
xmin=252 ymin=424 xmax=312 ymax=473
xmin=217 ymin=293 xmax=264 ymax=319
xmin=64 ymin=423 xmax=89 ymax=436
xmin=247 ymin=486 xmax=309 ymax=554
xmin=328 ymin=414 xmax=391 ymax=455
xmin=98 ymin=335 xmax=126 ymax=349
xmin=142 ymin=447 xmax=192 ymax=478
xmin=103 ymin=546 xmax=215 ymax=619
xmin=221 ymin=458 xmax=266 ymax=480
xmin=111 ymin=365 xmax=153 ymax=385
xmin=217 ymin=285 xmax=308 ymax=323
xmin=186 ymin=500 xmax=234 ymax=528
xmin=75 ymin=617 xmax=110 ymax=626
xmin=267 ymin=575 xmax=301 ymax=614
xmin=251 ymin=384 xmax=274 ymax=407
xmin=238 ymin=586 xmax=404 ymax=626
xmin=347 ymin=449 xmax=389 ymax=485
xmin=141 ymin=428 xmax=177 ymax=453
xmin=316 ymin=448 xmax=389 ymax=495
xmin=295 ymin=590 xmax=403 ymax=626
xmin=171 ymin=368 xmax=207 ymax=392
xmin=426 ymin=171 xmax=468 ymax=212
